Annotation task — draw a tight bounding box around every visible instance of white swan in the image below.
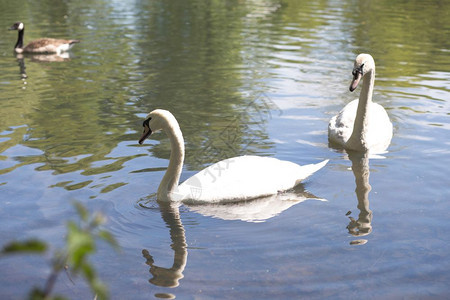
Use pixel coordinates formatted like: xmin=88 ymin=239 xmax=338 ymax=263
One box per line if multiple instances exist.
xmin=328 ymin=54 xmax=392 ymax=153
xmin=138 ymin=109 xmax=328 ymax=203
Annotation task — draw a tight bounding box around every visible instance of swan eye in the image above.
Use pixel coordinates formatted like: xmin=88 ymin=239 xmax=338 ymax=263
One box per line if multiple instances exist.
xmin=143 ymin=118 xmax=151 ymax=128
xmin=359 ymin=63 xmax=365 ymax=75
xmin=352 ymin=63 xmax=364 ymax=77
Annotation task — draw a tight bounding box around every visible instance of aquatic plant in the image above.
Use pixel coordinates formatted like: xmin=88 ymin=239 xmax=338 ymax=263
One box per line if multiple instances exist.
xmin=1 ymin=202 xmax=118 ymax=300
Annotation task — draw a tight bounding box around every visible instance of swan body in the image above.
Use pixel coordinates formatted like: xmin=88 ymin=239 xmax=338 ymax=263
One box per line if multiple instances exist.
xmin=176 ymin=155 xmax=327 ymax=203
xmin=139 ymin=109 xmax=328 ymax=203
xmin=328 ymin=54 xmax=392 ymax=153
xmin=9 ymin=22 xmax=80 ymax=54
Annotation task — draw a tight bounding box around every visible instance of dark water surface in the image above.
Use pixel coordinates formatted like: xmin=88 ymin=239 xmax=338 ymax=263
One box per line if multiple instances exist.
xmin=1 ymin=0 xmax=449 ymax=299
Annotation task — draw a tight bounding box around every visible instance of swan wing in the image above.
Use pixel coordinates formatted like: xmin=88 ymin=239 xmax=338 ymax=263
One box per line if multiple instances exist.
xmin=328 ymin=100 xmax=392 ymax=152
xmin=175 ymin=156 xmax=328 ymax=203
xmin=328 ymin=99 xmax=358 ymax=146
xmin=365 ymin=103 xmax=393 ymax=152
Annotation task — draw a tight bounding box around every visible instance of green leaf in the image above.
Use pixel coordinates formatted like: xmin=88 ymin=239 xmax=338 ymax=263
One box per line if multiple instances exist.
xmin=27 ymin=287 xmax=45 ymax=300
xmin=81 ymin=263 xmax=108 ymax=300
xmin=90 ymin=278 xmax=108 ymax=300
xmin=97 ymin=230 xmax=120 ymax=250
xmin=81 ymin=262 xmax=96 ymax=281
xmin=2 ymin=239 xmax=47 ymax=254
xmin=73 ymin=201 xmax=89 ymax=222
xmin=66 ymin=222 xmax=95 ymax=271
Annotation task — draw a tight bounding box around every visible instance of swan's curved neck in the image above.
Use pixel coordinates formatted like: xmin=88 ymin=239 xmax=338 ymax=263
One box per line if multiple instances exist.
xmin=157 ymin=123 xmax=185 ymax=201
xmin=346 ymin=69 xmax=375 ymax=151
xmin=15 ymin=29 xmax=24 ymax=50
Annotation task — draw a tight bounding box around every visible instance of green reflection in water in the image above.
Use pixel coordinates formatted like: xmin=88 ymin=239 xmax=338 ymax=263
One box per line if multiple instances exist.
xmin=0 ymin=0 xmax=449 ymax=299
xmin=0 ymin=0 xmax=449 ymax=191
xmin=347 ymin=0 xmax=450 ymax=79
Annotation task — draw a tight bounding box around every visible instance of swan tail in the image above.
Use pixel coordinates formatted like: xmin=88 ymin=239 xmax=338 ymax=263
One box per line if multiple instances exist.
xmin=295 ymin=159 xmax=329 ymax=185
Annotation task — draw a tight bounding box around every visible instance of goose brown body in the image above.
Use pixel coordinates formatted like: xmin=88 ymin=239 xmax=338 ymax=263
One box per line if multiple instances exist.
xmin=9 ymin=22 xmax=80 ymax=54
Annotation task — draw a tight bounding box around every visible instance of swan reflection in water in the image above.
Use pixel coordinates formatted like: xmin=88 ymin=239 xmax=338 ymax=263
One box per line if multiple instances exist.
xmin=187 ymin=184 xmax=325 ymax=223
xmin=346 ymin=151 xmax=373 ymax=245
xmin=141 ymin=184 xmax=325 ymax=289
xmin=142 ymin=201 xmax=187 ymax=289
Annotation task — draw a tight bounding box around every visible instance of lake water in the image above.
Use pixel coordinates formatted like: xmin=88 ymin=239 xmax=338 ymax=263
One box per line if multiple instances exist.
xmin=1 ymin=0 xmax=449 ymax=299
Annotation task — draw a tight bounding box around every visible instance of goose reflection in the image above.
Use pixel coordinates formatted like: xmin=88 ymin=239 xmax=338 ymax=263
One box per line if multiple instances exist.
xmin=16 ymin=51 xmax=74 ymax=63
xmin=28 ymin=52 xmax=73 ymax=62
xmin=14 ymin=52 xmax=73 ymax=78
xmin=15 ymin=55 xmax=27 ymax=79
xmin=142 ymin=201 xmax=187 ymax=288
xmin=346 ymin=151 xmax=373 ymax=245
xmin=14 ymin=52 xmax=74 ymax=80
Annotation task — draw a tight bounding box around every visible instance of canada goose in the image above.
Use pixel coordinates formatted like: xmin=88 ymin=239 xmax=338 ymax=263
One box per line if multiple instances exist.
xmin=9 ymin=22 xmax=80 ymax=54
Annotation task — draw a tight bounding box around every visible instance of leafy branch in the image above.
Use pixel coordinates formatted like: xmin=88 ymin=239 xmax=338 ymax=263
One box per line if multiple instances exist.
xmin=1 ymin=201 xmax=119 ymax=300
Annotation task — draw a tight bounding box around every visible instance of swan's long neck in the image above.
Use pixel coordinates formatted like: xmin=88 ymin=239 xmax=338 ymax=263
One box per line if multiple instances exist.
xmin=157 ymin=123 xmax=185 ymax=200
xmin=15 ymin=29 xmax=24 ymax=50
xmin=346 ymin=69 xmax=375 ymax=151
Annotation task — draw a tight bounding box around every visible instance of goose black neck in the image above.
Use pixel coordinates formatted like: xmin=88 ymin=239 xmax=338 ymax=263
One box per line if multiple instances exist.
xmin=15 ymin=29 xmax=24 ymax=49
